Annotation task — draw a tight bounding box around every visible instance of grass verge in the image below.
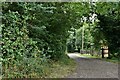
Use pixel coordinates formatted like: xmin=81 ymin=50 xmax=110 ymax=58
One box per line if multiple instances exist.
xmin=79 ymin=54 xmax=120 ymax=63
xmin=2 ymin=56 xmax=76 ymax=78
xmin=104 ymin=57 xmax=120 ymax=63
xmin=42 ymin=56 xmax=77 ymax=78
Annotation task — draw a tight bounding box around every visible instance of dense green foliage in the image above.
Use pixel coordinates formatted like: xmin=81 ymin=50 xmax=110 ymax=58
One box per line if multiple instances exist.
xmin=1 ymin=3 xmax=45 ymax=77
xmin=27 ymin=3 xmax=71 ymax=60
xmin=1 ymin=2 xmax=77 ymax=78
xmin=67 ymin=2 xmax=120 ymax=59
xmin=1 ymin=2 xmax=120 ymax=78
xmin=95 ymin=2 xmax=120 ymax=58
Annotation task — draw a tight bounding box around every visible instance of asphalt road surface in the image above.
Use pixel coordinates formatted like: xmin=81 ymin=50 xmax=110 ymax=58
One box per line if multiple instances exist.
xmin=67 ymin=53 xmax=118 ymax=78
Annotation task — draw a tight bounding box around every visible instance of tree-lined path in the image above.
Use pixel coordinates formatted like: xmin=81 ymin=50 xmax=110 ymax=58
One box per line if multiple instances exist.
xmin=67 ymin=53 xmax=118 ymax=78
xmin=2 ymin=2 xmax=120 ymax=78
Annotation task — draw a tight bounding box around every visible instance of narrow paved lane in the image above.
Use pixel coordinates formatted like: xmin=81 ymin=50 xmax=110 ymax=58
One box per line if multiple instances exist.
xmin=67 ymin=53 xmax=118 ymax=78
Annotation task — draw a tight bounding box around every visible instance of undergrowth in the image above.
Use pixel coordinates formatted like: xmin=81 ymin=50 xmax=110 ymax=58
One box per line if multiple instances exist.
xmin=2 ymin=55 xmax=76 ymax=78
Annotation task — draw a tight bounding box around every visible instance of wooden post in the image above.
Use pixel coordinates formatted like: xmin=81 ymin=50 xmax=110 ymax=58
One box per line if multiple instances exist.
xmin=101 ymin=48 xmax=104 ymax=58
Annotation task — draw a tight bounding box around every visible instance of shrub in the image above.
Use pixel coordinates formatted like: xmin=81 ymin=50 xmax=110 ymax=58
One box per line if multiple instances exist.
xmin=1 ymin=3 xmax=43 ymax=78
